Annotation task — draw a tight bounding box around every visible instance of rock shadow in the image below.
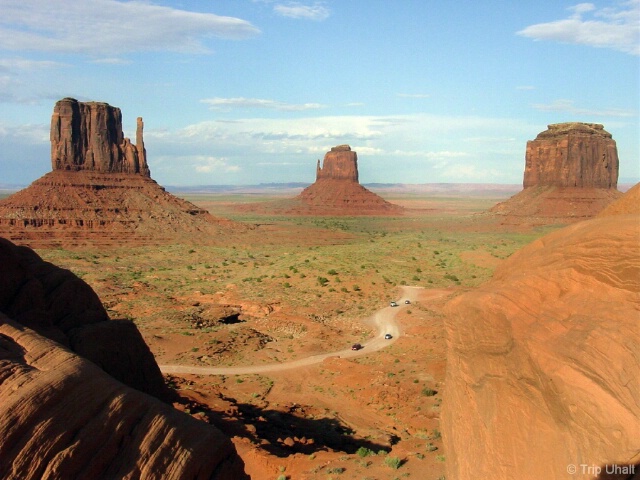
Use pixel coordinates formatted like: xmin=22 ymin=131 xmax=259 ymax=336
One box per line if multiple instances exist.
xmin=170 ymin=390 xmax=391 ymax=458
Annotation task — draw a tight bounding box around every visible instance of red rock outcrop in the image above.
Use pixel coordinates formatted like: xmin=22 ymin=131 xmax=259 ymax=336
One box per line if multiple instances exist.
xmin=294 ymin=145 xmax=403 ymax=215
xmin=315 ymin=144 xmax=359 ymax=182
xmin=51 ymin=97 xmax=150 ymax=176
xmin=491 ymin=123 xmax=622 ymax=224
xmin=442 ymin=204 xmax=640 ymax=479
xmin=0 ymin=236 xmax=167 ymax=399
xmin=0 ymin=99 xmax=240 ymax=247
xmin=0 ymin=318 xmax=247 ymax=480
xmin=523 ymin=123 xmax=618 ymax=188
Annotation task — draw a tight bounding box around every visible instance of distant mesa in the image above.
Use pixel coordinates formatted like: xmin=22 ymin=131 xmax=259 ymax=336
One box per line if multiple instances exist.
xmin=0 ymin=98 xmax=238 ymax=247
xmin=491 ymin=122 xmax=623 ymax=224
xmin=294 ymin=145 xmax=404 ymax=215
xmin=232 ymin=144 xmax=403 ymax=216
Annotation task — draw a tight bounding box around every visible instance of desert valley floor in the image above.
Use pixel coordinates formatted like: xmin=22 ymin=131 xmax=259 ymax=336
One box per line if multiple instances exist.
xmin=13 ymin=188 xmax=567 ymax=480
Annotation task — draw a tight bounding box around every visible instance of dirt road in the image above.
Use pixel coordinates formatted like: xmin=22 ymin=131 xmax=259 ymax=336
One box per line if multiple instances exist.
xmin=159 ymin=286 xmax=424 ymax=376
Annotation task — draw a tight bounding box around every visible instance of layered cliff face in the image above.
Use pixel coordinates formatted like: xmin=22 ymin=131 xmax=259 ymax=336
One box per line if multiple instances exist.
xmin=443 ymin=195 xmax=639 ymax=479
xmin=316 ymin=145 xmax=359 ymax=182
xmin=51 ymin=98 xmax=150 ymax=176
xmin=523 ymin=123 xmax=618 ymax=188
xmin=490 ymin=122 xmax=622 ymax=224
xmin=294 ymin=145 xmax=403 ymax=215
xmin=0 ymin=237 xmax=247 ymax=479
xmin=0 ymin=98 xmax=238 ymax=247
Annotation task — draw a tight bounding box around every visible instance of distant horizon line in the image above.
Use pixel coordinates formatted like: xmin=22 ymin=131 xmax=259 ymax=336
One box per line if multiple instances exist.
xmin=1 ymin=179 xmax=638 ymax=193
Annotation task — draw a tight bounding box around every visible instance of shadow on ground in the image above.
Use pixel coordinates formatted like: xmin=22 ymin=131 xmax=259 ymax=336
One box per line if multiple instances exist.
xmin=170 ymin=389 xmax=394 ymax=458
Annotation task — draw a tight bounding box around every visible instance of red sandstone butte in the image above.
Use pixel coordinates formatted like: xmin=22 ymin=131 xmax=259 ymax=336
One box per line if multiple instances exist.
xmin=0 ymin=98 xmax=239 ymax=247
xmin=523 ymin=122 xmax=618 ymax=188
xmin=51 ymin=97 xmax=150 ymax=176
xmin=491 ymin=122 xmax=622 ymax=224
xmin=294 ymin=145 xmax=403 ymax=215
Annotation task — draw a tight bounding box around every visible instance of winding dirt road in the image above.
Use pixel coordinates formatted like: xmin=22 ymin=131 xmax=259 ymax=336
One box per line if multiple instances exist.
xmin=159 ymin=286 xmax=424 ymax=376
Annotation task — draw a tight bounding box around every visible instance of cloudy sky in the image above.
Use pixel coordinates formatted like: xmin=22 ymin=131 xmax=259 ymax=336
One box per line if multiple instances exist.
xmin=0 ymin=0 xmax=638 ymax=186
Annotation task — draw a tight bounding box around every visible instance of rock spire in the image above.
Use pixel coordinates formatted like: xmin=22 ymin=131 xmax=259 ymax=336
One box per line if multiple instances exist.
xmin=50 ymin=97 xmax=150 ymax=176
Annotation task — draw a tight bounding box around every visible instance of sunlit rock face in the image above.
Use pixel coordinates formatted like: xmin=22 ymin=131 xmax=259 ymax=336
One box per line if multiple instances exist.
xmin=0 ymin=98 xmax=238 ymax=247
xmin=315 ymin=144 xmax=359 ymax=182
xmin=489 ymin=123 xmax=622 ymax=224
xmin=523 ymin=122 xmax=618 ymax=189
xmin=442 ymin=189 xmax=640 ymax=480
xmin=51 ymin=97 xmax=150 ymax=176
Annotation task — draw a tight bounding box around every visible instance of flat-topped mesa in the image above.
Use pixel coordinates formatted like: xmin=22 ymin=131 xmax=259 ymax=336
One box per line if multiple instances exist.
xmin=316 ymin=144 xmax=359 ymax=182
xmin=50 ymin=97 xmax=150 ymax=176
xmin=523 ymin=122 xmax=618 ymax=189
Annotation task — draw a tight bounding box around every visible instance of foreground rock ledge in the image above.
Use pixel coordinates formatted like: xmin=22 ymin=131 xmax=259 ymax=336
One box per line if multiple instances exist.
xmin=0 ymin=318 xmax=247 ymax=480
xmin=442 ymin=211 xmax=640 ymax=479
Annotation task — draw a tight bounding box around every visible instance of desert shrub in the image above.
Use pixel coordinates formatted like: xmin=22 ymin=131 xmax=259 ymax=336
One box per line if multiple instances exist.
xmin=317 ymin=276 xmax=329 ymax=286
xmin=426 ymin=442 xmax=438 ymax=452
xmin=356 ymin=447 xmax=375 ymax=458
xmin=421 ymin=387 xmax=438 ymax=397
xmin=328 ymin=269 xmax=338 ymax=275
xmin=352 ymin=284 xmax=361 ymax=291
xmin=326 ymin=467 xmax=345 ymax=474
xmin=384 ymin=456 xmax=402 ymax=469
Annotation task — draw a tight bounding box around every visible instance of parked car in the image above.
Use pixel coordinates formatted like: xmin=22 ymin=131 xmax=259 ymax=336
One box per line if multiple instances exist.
xmin=384 ymin=334 xmax=393 ymax=340
xmin=351 ymin=343 xmax=363 ymax=351
xmin=390 ymin=301 xmax=398 ymax=307
xmin=405 ymin=300 xmax=411 ymax=304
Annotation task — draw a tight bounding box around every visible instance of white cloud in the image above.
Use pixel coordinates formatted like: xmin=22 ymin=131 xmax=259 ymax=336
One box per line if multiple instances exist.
xmin=517 ymin=0 xmax=640 ymax=55
xmin=142 ymin=113 xmax=535 ymax=184
xmin=0 ymin=0 xmax=260 ymax=56
xmin=533 ymin=99 xmax=636 ymax=117
xmin=273 ymin=2 xmax=330 ymax=21
xmin=201 ymin=97 xmax=327 ymax=111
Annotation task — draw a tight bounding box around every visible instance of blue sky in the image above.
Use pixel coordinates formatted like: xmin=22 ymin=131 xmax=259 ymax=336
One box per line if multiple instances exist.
xmin=0 ymin=0 xmax=638 ymax=186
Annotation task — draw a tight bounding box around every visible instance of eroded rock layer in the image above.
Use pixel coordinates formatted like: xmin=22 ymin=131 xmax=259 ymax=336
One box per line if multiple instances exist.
xmin=0 ymin=98 xmax=240 ymax=247
xmin=442 ymin=207 xmax=640 ymax=479
xmin=316 ymin=144 xmax=359 ymax=182
xmin=523 ymin=123 xmax=618 ymax=188
xmin=490 ymin=123 xmax=622 ymax=223
xmin=0 ymin=319 xmax=247 ymax=480
xmin=51 ymin=97 xmax=150 ymax=176
xmin=0 ymin=170 xmax=234 ymax=247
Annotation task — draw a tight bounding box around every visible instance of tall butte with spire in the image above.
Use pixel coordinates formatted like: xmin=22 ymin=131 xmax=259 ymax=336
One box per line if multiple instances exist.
xmin=491 ymin=122 xmax=623 ymax=224
xmin=0 ymin=98 xmax=236 ymax=247
xmin=294 ymin=145 xmax=403 ymax=215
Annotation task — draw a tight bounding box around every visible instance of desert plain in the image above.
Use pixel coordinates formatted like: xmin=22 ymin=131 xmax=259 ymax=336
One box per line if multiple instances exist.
xmin=9 ymin=186 xmax=561 ymax=480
